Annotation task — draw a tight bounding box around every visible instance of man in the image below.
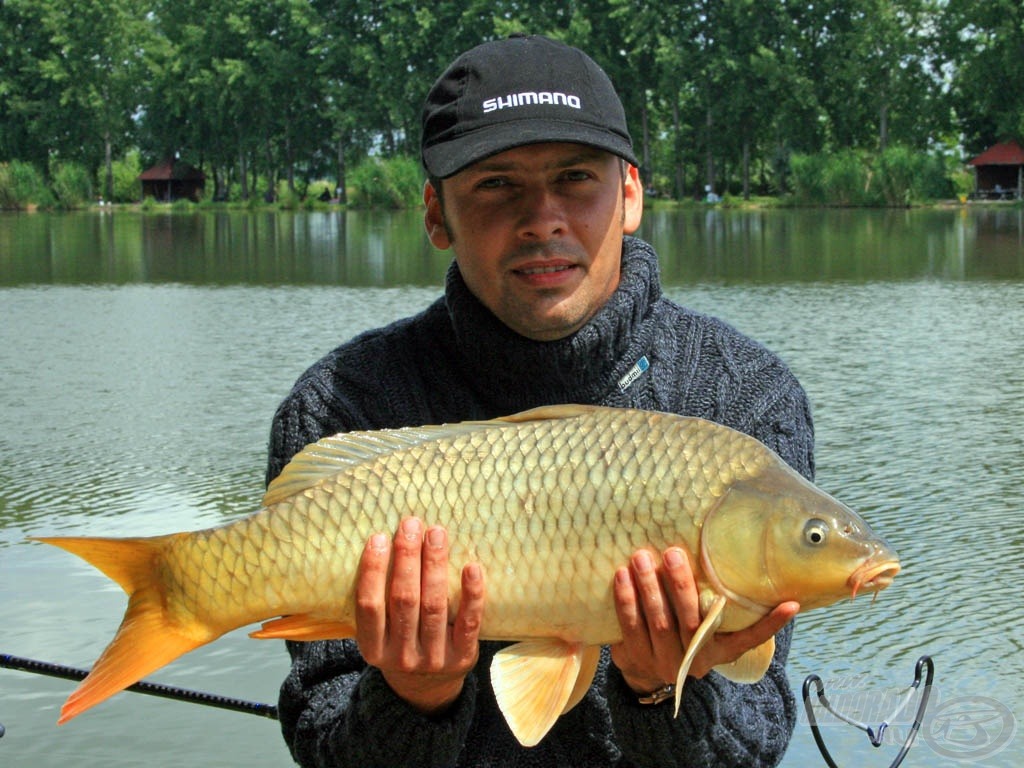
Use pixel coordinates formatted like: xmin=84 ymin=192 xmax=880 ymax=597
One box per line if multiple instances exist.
xmin=268 ymin=34 xmax=813 ymax=767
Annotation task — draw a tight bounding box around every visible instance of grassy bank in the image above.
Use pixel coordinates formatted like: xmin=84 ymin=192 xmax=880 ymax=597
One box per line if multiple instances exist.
xmin=3 ymin=150 xmax=1018 ymax=212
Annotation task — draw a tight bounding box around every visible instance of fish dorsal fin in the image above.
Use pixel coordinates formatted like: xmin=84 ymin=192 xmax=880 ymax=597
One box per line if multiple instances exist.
xmin=491 ymin=639 xmax=591 ymax=747
xmin=263 ymin=405 xmax=603 ymax=507
xmin=263 ymin=420 xmax=502 ymax=507
xmin=672 ymin=592 xmax=726 ymax=716
xmin=494 ymin=403 xmax=604 ymax=423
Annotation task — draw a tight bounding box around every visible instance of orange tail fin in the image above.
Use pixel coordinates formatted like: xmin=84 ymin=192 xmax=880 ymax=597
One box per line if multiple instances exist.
xmin=33 ymin=535 xmax=214 ymax=724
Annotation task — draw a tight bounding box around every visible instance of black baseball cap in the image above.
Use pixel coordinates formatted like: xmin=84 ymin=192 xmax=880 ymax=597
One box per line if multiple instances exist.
xmin=421 ymin=35 xmax=638 ymax=178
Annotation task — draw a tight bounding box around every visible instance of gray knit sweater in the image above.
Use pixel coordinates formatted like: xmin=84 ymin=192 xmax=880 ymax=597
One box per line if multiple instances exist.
xmin=267 ymin=236 xmax=814 ymax=768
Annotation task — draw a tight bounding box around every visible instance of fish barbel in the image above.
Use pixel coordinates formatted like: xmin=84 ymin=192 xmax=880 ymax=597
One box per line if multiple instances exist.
xmin=35 ymin=404 xmax=899 ymax=746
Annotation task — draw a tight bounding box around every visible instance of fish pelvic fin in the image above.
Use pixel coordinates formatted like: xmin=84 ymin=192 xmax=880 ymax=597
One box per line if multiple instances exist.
xmin=712 ymin=636 xmax=775 ymax=683
xmin=32 ymin=535 xmax=214 ymax=724
xmin=672 ymin=593 xmax=727 ymax=717
xmin=491 ymin=639 xmax=598 ymax=747
xmin=250 ymin=614 xmax=356 ymax=641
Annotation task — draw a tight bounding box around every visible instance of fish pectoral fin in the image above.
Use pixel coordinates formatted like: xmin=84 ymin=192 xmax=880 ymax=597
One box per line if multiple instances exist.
xmin=713 ymin=636 xmax=775 ymax=683
xmin=672 ymin=593 xmax=727 ymax=716
xmin=250 ymin=614 xmax=356 ymax=641
xmin=490 ymin=639 xmax=593 ymax=747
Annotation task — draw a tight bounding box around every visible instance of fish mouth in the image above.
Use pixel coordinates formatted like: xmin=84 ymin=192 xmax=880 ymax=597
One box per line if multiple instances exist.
xmin=848 ymin=559 xmax=901 ymax=599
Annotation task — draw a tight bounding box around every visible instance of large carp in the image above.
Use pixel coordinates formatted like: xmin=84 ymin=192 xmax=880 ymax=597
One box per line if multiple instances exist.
xmin=36 ymin=404 xmax=899 ymax=746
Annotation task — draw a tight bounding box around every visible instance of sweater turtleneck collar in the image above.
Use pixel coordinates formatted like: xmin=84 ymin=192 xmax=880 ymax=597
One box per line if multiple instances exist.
xmin=443 ymin=236 xmax=662 ymax=410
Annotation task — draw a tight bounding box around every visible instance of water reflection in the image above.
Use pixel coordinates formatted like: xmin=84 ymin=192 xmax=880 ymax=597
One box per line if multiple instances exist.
xmin=640 ymin=207 xmax=1024 ymax=283
xmin=2 ymin=207 xmax=1023 ymax=286
xmin=0 ymin=209 xmax=451 ymax=286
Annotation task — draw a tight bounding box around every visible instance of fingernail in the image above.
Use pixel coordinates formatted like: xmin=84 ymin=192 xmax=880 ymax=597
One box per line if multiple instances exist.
xmin=401 ymin=518 xmax=422 ymax=540
xmin=615 ymin=567 xmax=631 ymax=585
xmin=465 ymin=563 xmax=481 ymax=581
xmin=664 ymin=548 xmax=684 ymax=568
xmin=426 ymin=527 xmax=446 ymax=548
xmin=634 ymin=551 xmax=653 ymax=573
xmin=369 ymin=533 xmax=388 ymax=553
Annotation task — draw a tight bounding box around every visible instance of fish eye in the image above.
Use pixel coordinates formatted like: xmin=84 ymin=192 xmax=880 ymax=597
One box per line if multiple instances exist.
xmin=803 ymin=519 xmax=829 ymax=546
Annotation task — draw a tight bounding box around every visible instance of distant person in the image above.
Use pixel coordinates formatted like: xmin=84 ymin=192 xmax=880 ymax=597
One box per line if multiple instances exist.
xmin=268 ymin=34 xmax=812 ymax=767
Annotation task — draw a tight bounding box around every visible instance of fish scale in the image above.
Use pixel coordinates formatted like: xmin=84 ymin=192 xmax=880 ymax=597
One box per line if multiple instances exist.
xmin=201 ymin=408 xmax=745 ymax=642
xmin=34 ymin=403 xmax=899 ymax=747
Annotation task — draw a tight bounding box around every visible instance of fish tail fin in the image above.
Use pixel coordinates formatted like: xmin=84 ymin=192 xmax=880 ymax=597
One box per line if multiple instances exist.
xmin=33 ymin=535 xmax=213 ymax=724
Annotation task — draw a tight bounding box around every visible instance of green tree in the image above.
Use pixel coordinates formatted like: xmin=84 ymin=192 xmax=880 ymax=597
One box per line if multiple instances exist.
xmin=0 ymin=1 xmax=58 ymax=169
xmin=34 ymin=0 xmax=151 ymax=199
xmin=144 ymin=0 xmax=329 ymax=199
xmin=714 ymin=0 xmax=799 ymax=198
xmin=940 ymin=0 xmax=1024 ymax=152
xmin=0 ymin=0 xmax=998 ymax=204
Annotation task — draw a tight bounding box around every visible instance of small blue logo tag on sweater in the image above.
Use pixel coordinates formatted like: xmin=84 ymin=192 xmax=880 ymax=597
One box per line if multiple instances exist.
xmin=617 ymin=355 xmax=649 ymax=392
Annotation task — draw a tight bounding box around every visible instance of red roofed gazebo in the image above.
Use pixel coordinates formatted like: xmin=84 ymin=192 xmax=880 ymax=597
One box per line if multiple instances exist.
xmin=139 ymin=159 xmax=206 ymax=202
xmin=967 ymin=141 xmax=1023 ymax=200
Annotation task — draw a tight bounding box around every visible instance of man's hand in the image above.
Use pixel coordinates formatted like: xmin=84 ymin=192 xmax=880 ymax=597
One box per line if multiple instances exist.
xmin=610 ymin=547 xmax=798 ymax=695
xmin=355 ymin=517 xmax=485 ymax=713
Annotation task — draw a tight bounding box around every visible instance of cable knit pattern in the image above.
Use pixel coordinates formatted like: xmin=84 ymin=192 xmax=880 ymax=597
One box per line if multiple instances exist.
xmin=267 ymin=236 xmax=814 ymax=767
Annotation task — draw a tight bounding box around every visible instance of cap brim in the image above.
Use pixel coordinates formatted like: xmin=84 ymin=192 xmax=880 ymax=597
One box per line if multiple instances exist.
xmin=423 ymin=120 xmax=638 ymax=178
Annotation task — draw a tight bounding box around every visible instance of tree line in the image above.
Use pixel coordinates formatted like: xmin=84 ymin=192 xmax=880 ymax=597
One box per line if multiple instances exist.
xmin=1 ymin=0 xmax=1022 ymax=205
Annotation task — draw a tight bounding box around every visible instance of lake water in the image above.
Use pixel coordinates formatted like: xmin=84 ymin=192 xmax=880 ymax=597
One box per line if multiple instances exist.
xmin=1 ymin=207 xmax=1021 ymax=767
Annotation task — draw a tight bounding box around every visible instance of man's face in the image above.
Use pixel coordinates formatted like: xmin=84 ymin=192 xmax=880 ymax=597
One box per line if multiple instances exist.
xmin=424 ymin=143 xmax=643 ymax=341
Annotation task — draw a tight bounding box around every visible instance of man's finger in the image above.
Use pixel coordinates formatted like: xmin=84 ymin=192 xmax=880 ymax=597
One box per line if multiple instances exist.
xmin=660 ymin=547 xmax=701 ymax=640
xmin=388 ymin=517 xmax=425 ymax=657
xmin=631 ymin=549 xmax=680 ymax=665
xmin=612 ymin=565 xmax=648 ymax=648
xmin=715 ymin=602 xmax=799 ymax=665
xmin=451 ymin=562 xmax=485 ymax=664
xmin=418 ymin=525 xmax=452 ymax=667
xmin=354 ymin=532 xmax=391 ymax=661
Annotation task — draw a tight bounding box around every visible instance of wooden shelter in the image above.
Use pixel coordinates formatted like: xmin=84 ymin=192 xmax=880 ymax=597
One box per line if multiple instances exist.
xmin=139 ymin=159 xmax=206 ymax=201
xmin=967 ymin=141 xmax=1024 ymax=200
